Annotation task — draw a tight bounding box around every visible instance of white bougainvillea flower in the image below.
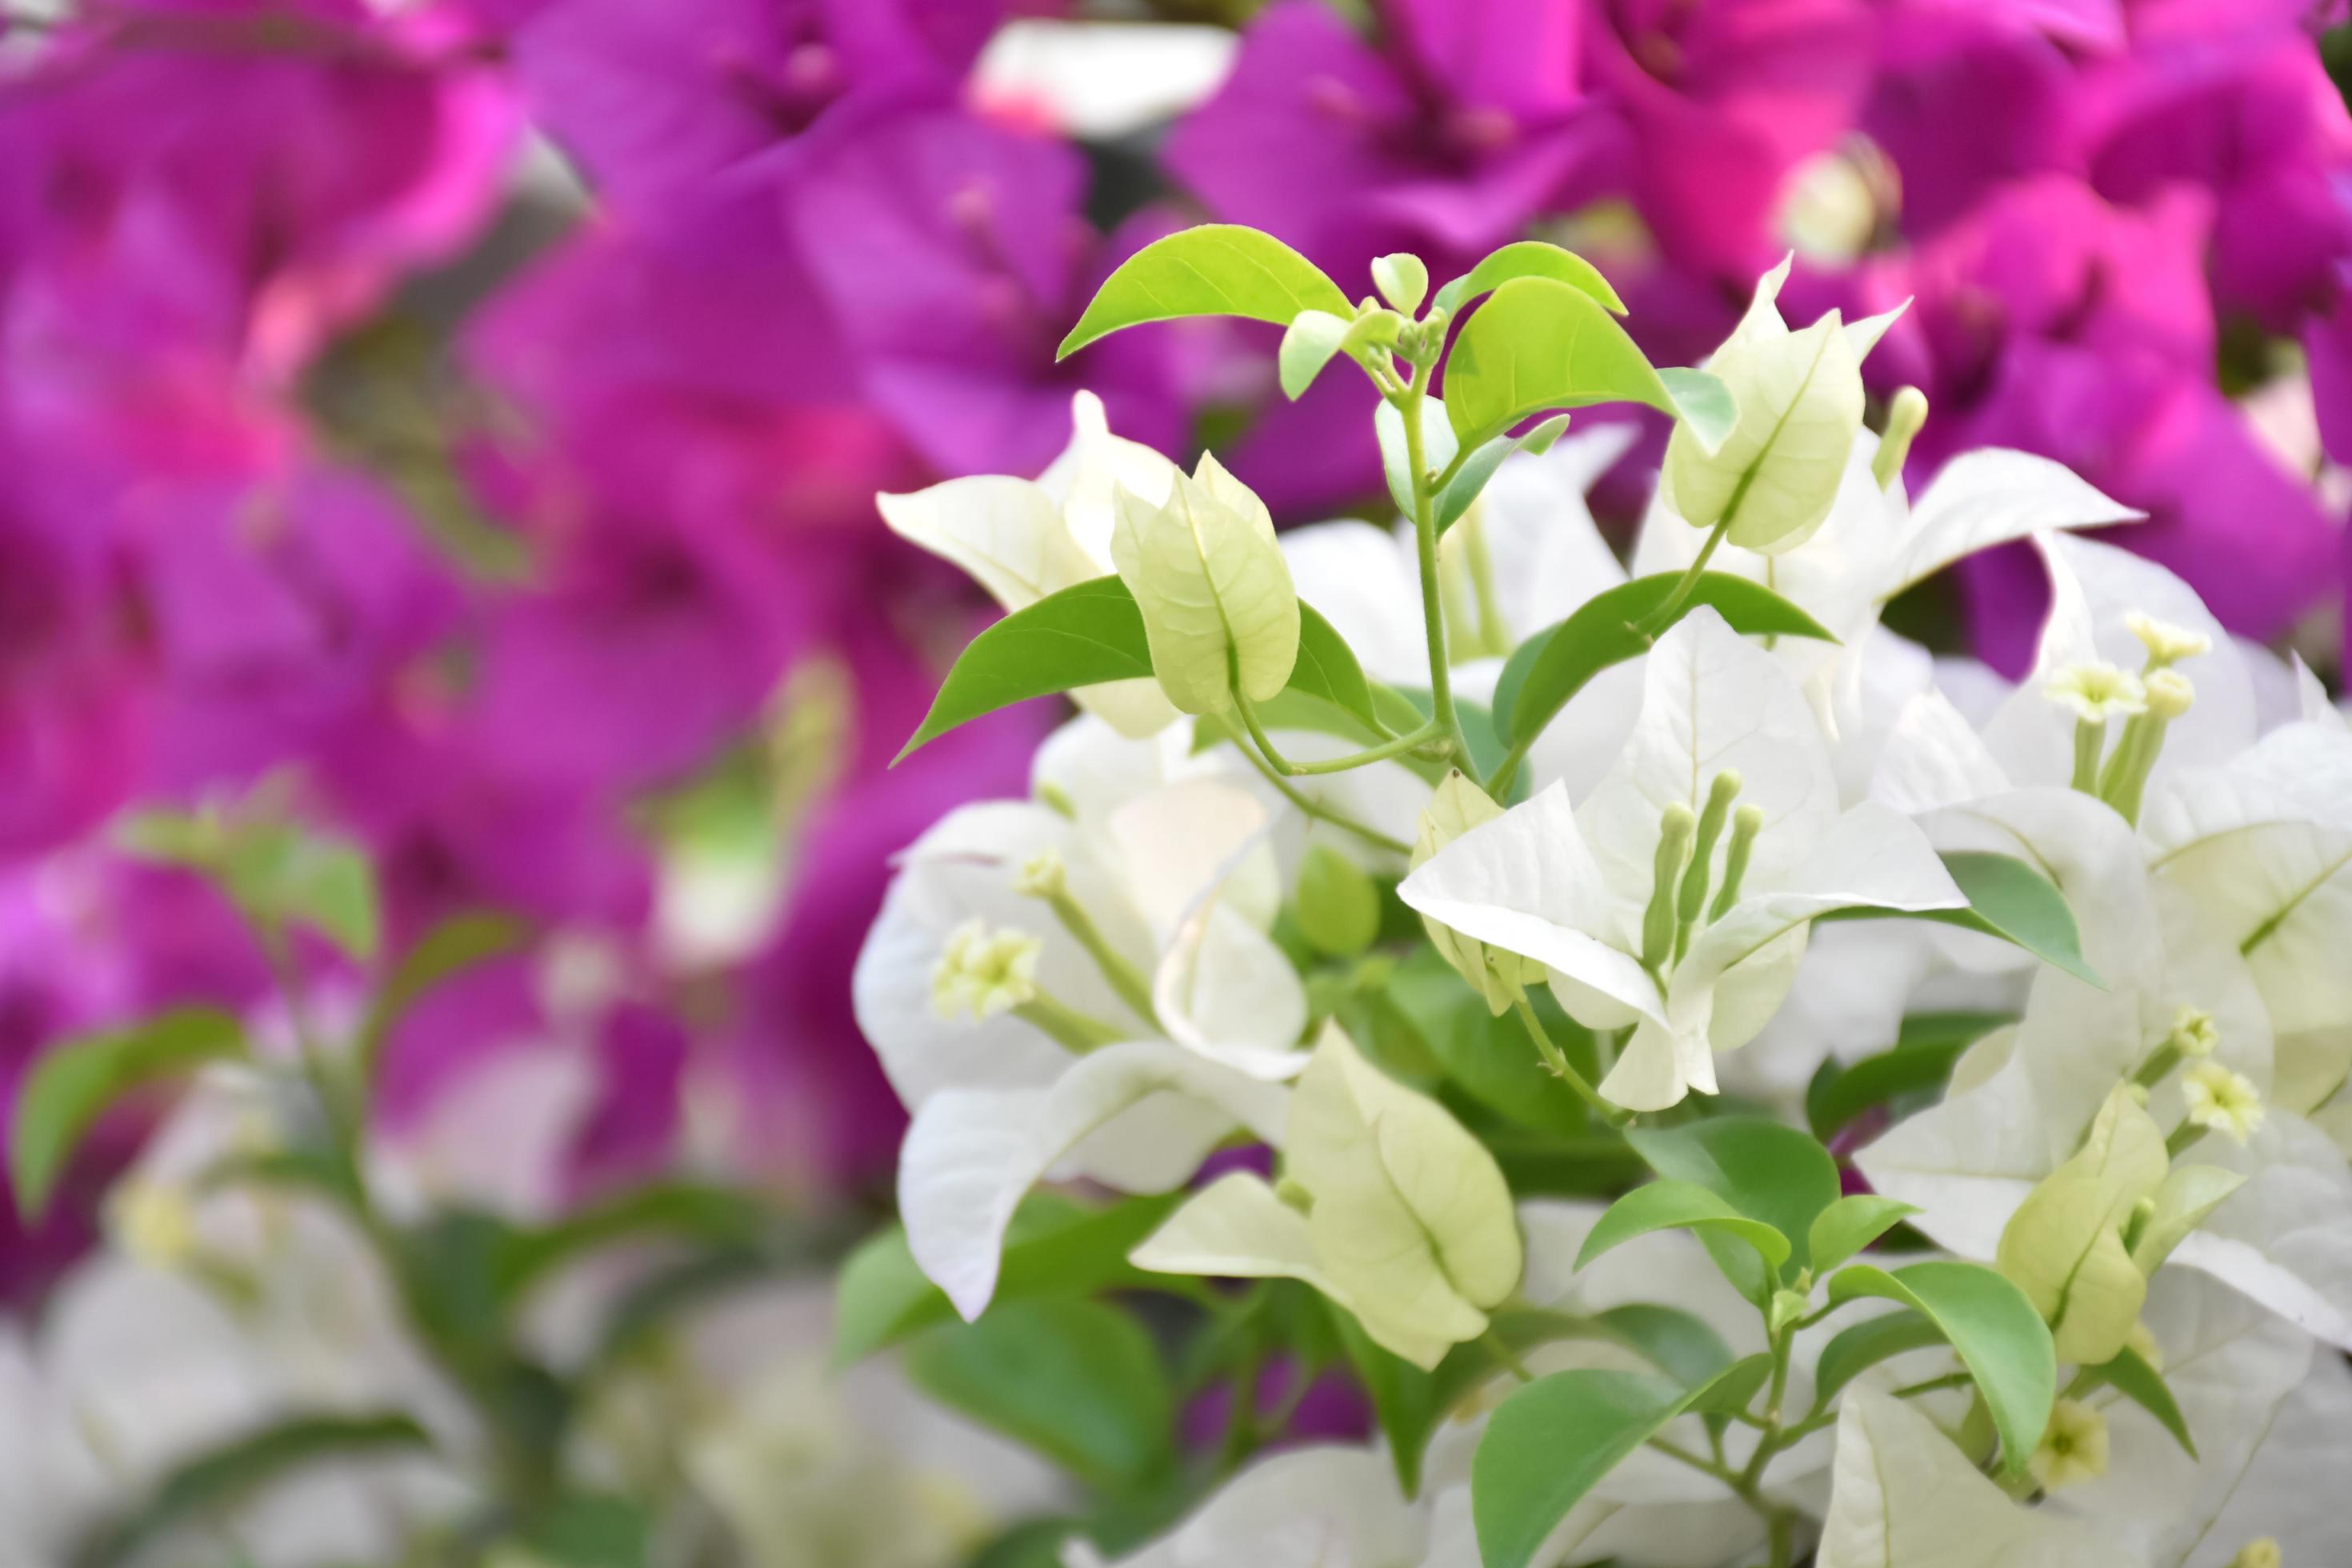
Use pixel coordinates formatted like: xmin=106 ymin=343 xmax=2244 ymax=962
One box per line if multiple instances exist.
xmin=1815 ymin=1390 xmax=2138 ymax=1567
xmin=1660 ymin=255 xmax=1906 ymax=554
xmin=1131 ymin=1022 xmax=1520 ymax=1369
xmin=854 ymin=717 xmax=1315 ymax=1319
xmin=1400 ymin=609 xmax=1965 ymax=1110
xmin=1066 ymin=1443 xmax=1434 ymax=1568
xmin=878 ymin=390 xmax=1178 ymax=736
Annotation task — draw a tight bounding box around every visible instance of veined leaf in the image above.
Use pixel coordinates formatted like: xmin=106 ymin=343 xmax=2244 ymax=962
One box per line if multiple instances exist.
xmin=1628 ymin=1118 xmax=1842 ymax=1274
xmin=1578 ymin=1179 xmax=1793 ymax=1275
xmin=1287 ymin=601 xmax=1382 ymax=734
xmin=1658 ymin=366 xmax=1736 ymax=451
xmin=1442 ymin=278 xmax=1675 ymax=452
xmin=896 ymin=577 xmax=1151 ymax=761
xmin=358 ymin=911 xmax=529 ymax=1086
xmin=1471 ymin=1358 xmax=1773 ymax=1568
xmin=1822 ymin=852 xmax=2097 ymax=985
xmin=1494 ymin=572 xmax=1836 ymax=750
xmin=1805 ymin=1011 xmax=2012 ymax=1140
xmin=1814 ymin=1311 xmax=1950 ymax=1407
xmin=1826 ymin=1261 xmax=2056 ymax=1478
xmin=1808 ymin=1195 xmax=1921 ymax=1274
xmin=1434 ymin=414 xmax=1572 ymax=534
xmin=2083 ymin=1345 xmax=2196 ymax=1458
xmin=1058 ymin=225 xmax=1350 ymax=358
xmin=13 ymin=1009 xmax=245 ymax=1222
xmin=1430 ymin=241 xmax=1626 ymax=319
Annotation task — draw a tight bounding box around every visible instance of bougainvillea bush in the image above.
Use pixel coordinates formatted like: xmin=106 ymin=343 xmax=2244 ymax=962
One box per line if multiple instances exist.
xmin=6 ymin=1 xmax=2352 ymax=1564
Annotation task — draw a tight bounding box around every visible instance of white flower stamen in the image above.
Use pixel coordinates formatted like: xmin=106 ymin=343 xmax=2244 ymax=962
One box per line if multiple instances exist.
xmin=2182 ymin=1062 xmax=2264 ymax=1145
xmin=930 ymin=918 xmax=1043 ymax=1021
xmin=2045 ymin=661 xmax=2147 ymax=723
xmin=2126 ymin=611 xmax=2211 ymax=667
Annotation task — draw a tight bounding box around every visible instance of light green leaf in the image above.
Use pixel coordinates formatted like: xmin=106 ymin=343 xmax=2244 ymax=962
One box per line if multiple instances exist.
xmin=1471 ymin=1359 xmax=1769 ymax=1568
xmin=12 ymin=1009 xmax=245 ymax=1222
xmin=1805 ymin=1011 xmax=2012 ymax=1139
xmin=1371 ymin=253 xmax=1430 ymax=315
xmin=1410 ymin=774 xmax=1542 ymax=1015
xmin=1593 ymin=1302 xmax=1737 ymax=1390
xmin=358 ymin=911 xmax=528 ymax=1086
xmin=1628 ymin=1117 xmax=1842 ymax=1274
xmin=1289 ymin=1022 xmax=1523 ymax=1368
xmin=1577 ymin=1179 xmax=1793 ymax=1275
xmin=125 ymin=808 xmax=381 ymax=959
xmin=1824 ymin=852 xmax=2098 ymax=985
xmin=1111 ymin=455 xmax=1300 ymax=715
xmin=1442 ymin=278 xmax=1675 ymax=451
xmin=2083 ymin=1344 xmax=2196 ymax=1458
xmin=1058 ymin=224 xmax=1350 ymax=358
xmin=1375 ymin=397 xmax=1459 ymax=519
xmin=836 ymin=1193 xmax=1179 ymax=1366
xmin=1826 ymin=1261 xmax=2057 ymax=1478
xmin=1995 ymin=1083 xmax=2166 ymax=1366
xmin=895 ymin=576 xmax=1153 ymax=760
xmin=1658 ymin=366 xmax=1737 ymax=451
xmin=71 ymin=1412 xmax=432 ymax=1568
xmin=1493 ymin=571 xmax=1836 ymax=750
xmin=1278 ymin=310 xmax=1351 ymax=399
xmin=1287 ymin=600 xmax=1383 ymax=734
xmin=1814 ymin=1311 xmax=1950 ymax=1407
xmin=1430 ymin=240 xmax=1626 ymax=319
xmin=1809 ymin=1195 xmax=1921 ymax=1274
xmin=1433 ymin=414 xmax=1573 ymax=534
xmin=1295 ymin=845 xmax=1382 ymax=958
xmin=904 ymin=1298 xmax=1173 ymax=1487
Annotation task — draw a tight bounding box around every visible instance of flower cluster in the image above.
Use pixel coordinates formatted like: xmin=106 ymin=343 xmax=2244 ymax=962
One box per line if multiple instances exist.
xmin=850 ymin=228 xmax=2352 ymax=1568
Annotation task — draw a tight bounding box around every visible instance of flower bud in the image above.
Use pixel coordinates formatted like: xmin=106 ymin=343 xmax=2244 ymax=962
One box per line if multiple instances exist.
xmin=2172 ymin=1006 xmax=2220 ymax=1059
xmin=2227 ymin=1538 xmax=2282 ymax=1568
xmin=2143 ymin=668 xmax=2194 ymax=720
xmin=1013 ymin=847 xmax=1068 ymax=899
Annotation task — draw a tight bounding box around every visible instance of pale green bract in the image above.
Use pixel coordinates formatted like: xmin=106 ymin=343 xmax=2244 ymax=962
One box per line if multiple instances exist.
xmin=1110 ymin=453 xmax=1301 ymax=717
xmin=1995 ymin=1082 xmax=2169 ymax=1366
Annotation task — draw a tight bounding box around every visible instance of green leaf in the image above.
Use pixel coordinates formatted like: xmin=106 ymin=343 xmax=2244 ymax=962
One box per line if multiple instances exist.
xmin=1442 ymin=277 xmax=1674 ymax=451
xmin=1593 ymin=1302 xmax=1735 ymax=1390
xmin=1384 ymin=951 xmax=1594 ymax=1136
xmin=12 ymin=1009 xmax=245 ymax=1222
xmin=834 ymin=1194 xmax=1180 ymax=1366
xmin=122 ymin=806 xmax=380 ymax=958
xmin=1494 ymin=572 xmax=1837 ymax=750
xmin=1371 ymin=253 xmax=1430 ymax=315
xmin=1826 ymin=1261 xmax=2057 ymax=1478
xmin=1821 ymin=852 xmax=2098 ymax=985
xmin=1058 ymin=224 xmax=1351 ymax=358
xmin=1111 ymin=456 xmax=1298 ymax=714
xmin=1278 ymin=310 xmax=1350 ymax=399
xmin=2084 ymin=1345 xmax=2196 ymax=1458
xmin=1295 ymin=845 xmax=1382 ymax=958
xmin=1430 ymin=241 xmax=1626 ymax=319
xmin=1433 ymin=414 xmax=1573 ymax=534
xmin=1471 ymin=1359 xmax=1768 ymax=1568
xmin=1813 ymin=1310 xmax=1950 ymax=1407
xmin=493 ymin=1182 xmax=774 ymax=1304
xmin=358 ymin=910 xmax=529 ymax=1086
xmin=1808 ymin=1194 xmax=1922 ymax=1274
xmin=513 ymin=1494 xmax=651 ymax=1568
xmin=1658 ymin=366 xmax=1737 ymax=450
xmin=1578 ymin=1179 xmax=1794 ymax=1275
xmin=71 ymin=1412 xmax=431 ymax=1568
xmin=1628 ymin=1117 xmax=1842 ymax=1275
xmin=1287 ymin=600 xmax=1383 ymax=734
xmin=896 ymin=577 xmax=1153 ymax=760
xmin=1375 ymin=397 xmax=1459 ymax=519
xmin=904 ymin=1298 xmax=1173 ymax=1487
xmin=1805 ymin=1011 xmax=2012 ymax=1140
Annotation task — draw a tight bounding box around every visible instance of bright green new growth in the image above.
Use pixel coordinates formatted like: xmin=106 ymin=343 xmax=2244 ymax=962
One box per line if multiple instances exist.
xmin=1110 ymin=453 xmax=1300 ymax=716
xmin=1995 ymin=1083 xmax=2165 ymax=1366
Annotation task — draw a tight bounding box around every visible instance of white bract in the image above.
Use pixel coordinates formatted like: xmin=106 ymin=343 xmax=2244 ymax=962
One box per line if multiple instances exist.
xmin=1399 ymin=608 xmax=1965 ymax=1110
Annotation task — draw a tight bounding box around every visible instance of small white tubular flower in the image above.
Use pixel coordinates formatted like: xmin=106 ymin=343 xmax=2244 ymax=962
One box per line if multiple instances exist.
xmin=2143 ymin=668 xmax=2194 ymax=720
xmin=2172 ymin=1005 xmax=2221 ymax=1060
xmin=2126 ymin=610 xmax=2212 ymax=666
xmin=930 ymin=919 xmax=1042 ymax=1022
xmin=2028 ymin=1399 xmax=2110 ymax=1493
xmin=2044 ymin=661 xmax=2148 ymax=722
xmin=1012 ymin=846 xmax=1067 ymax=899
xmin=2226 ymin=1538 xmax=2282 ymax=1568
xmin=2182 ymin=1062 xmax=2265 ymax=1144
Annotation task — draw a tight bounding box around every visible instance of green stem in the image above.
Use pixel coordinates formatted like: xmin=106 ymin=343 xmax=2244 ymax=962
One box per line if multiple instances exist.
xmin=1482 ymin=1328 xmax=1538 ymax=1384
xmin=1397 ymin=365 xmax=1481 ymax=789
xmin=1235 ymin=693 xmax=1442 ymax=775
xmin=1512 ymin=997 xmax=1626 ymax=1126
xmin=1226 ymin=726 xmax=1414 ymax=858
xmin=2069 ymin=718 xmax=2106 ymax=794
xmin=1634 ymin=518 xmax=1731 ymax=638
xmin=1040 ymin=891 xmax=1158 ymax=1030
xmin=1892 ymin=1370 xmax=1975 ymax=1401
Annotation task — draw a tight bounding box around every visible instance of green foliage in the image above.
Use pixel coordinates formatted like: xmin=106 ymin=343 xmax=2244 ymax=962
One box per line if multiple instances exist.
xmin=1295 ymin=845 xmax=1382 ymax=958
xmin=124 ymin=804 xmax=381 ymax=959
xmin=1806 ymin=1010 xmax=2012 ymax=1139
xmin=1493 ymin=571 xmax=1837 ymax=754
xmin=1812 ymin=1311 xmax=1950 ymax=1407
xmin=1430 ymin=240 xmax=1625 ymax=319
xmin=1470 ymin=1358 xmax=1771 ymax=1568
xmin=1058 ymin=225 xmax=1351 ymax=358
xmin=1578 ymin=1179 xmax=1794 ymax=1276
xmin=1382 ymin=950 xmax=1595 ymax=1136
xmin=358 ymin=910 xmax=529 ymax=1085
xmin=71 ymin=1412 xmax=431 ymax=1568
xmin=1442 ymin=277 xmax=1677 ymax=451
xmin=1434 ymin=414 xmax=1570 ymax=534
xmin=833 ymin=1193 xmax=1180 ymax=1366
xmin=1286 ymin=601 xmax=1385 ymax=734
xmin=905 ymin=1298 xmax=1174 ymax=1488
xmin=1807 ymin=1194 xmax=1922 ymax=1274
xmin=11 ymin=1007 xmax=245 ymax=1221
xmin=1627 ymin=1117 xmax=1842 ymax=1295
xmin=896 ymin=577 xmax=1155 ymax=760
xmin=2084 ymin=1345 xmax=2197 ymax=1458
xmin=1826 ymin=1262 xmax=2057 ymax=1478
xmin=1822 ymin=851 xmax=2097 ymax=984
xmin=1657 ymin=366 xmax=1738 ymax=449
